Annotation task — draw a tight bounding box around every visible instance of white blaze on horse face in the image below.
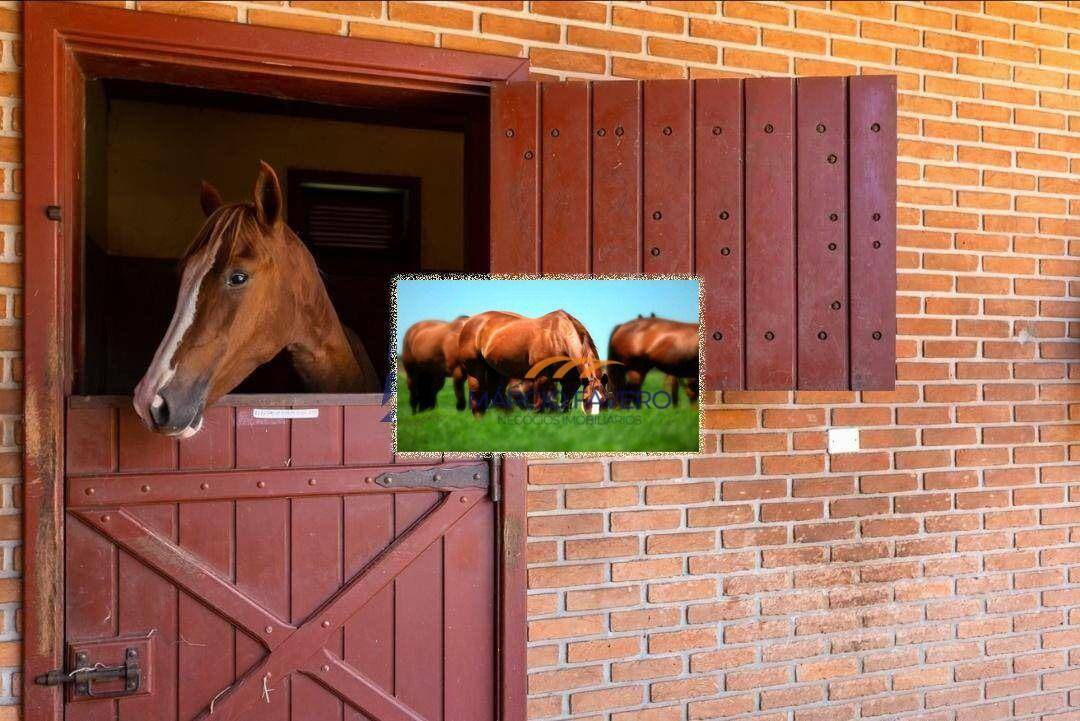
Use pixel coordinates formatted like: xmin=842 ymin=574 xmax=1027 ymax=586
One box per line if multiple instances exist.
xmin=133 ymin=236 xmax=222 ymax=429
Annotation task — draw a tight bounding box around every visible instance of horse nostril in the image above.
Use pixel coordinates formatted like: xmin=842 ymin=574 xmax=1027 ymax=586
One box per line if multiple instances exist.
xmin=150 ymin=395 xmax=170 ymax=427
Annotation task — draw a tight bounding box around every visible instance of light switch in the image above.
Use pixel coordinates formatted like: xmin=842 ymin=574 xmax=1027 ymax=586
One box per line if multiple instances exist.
xmin=827 ymin=427 xmax=860 ymax=454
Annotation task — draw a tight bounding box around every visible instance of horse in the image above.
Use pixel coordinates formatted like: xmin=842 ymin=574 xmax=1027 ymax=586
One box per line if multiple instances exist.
xmin=133 ymin=161 xmax=381 ymax=437
xmin=400 ymin=316 xmax=469 ymax=413
xmin=457 ymin=310 xmax=609 ymax=416
xmin=608 ymin=315 xmax=699 ymax=409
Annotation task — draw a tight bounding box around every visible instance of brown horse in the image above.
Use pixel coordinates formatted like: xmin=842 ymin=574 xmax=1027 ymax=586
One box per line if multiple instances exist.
xmin=458 ymin=310 xmax=608 ymax=416
xmin=608 ymin=315 xmax=699 ymax=408
xmin=400 ymin=316 xmax=468 ymax=412
xmin=133 ymin=162 xmax=380 ymax=437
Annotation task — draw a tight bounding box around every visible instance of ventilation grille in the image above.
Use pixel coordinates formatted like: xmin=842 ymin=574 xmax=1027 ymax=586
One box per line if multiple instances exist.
xmin=293 ymin=179 xmax=415 ymax=255
xmin=306 ymin=201 xmax=396 ymax=250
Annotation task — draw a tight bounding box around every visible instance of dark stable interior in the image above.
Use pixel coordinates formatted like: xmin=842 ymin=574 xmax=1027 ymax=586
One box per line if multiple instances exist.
xmin=80 ymin=79 xmax=485 ymax=396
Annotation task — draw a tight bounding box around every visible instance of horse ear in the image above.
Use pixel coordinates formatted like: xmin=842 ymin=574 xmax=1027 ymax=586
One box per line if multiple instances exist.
xmin=253 ymin=160 xmax=283 ymax=227
xmin=200 ymin=181 xmax=222 ymax=217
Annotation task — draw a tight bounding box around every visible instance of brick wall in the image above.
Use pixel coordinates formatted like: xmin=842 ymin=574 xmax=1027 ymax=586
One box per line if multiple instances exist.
xmin=6 ymin=1 xmax=1080 ymax=720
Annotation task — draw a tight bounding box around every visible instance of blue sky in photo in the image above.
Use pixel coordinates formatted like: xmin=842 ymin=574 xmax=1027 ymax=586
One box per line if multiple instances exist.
xmin=395 ymin=278 xmax=699 ymax=354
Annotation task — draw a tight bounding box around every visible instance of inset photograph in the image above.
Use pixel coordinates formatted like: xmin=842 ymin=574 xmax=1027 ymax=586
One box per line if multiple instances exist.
xmin=394 ymin=277 xmax=701 ymax=453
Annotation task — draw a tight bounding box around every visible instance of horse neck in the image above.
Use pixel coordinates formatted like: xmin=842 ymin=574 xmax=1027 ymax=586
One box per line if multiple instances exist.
xmin=283 ymin=247 xmax=368 ymax=392
xmin=563 ymin=327 xmax=599 ymax=381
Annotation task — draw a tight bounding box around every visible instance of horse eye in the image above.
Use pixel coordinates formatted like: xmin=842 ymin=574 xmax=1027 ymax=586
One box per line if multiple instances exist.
xmin=227 ymin=271 xmax=249 ymax=287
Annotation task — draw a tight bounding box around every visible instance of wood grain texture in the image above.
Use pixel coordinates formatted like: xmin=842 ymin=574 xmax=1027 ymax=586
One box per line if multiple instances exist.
xmin=643 ymin=80 xmax=693 ymax=274
xmin=491 ymin=82 xmax=540 ymax=274
xmin=541 ymin=82 xmax=591 ymax=274
xmin=591 ymin=81 xmax=642 ymax=274
xmin=849 ymin=75 xmax=898 ymax=390
xmin=797 ymin=76 xmax=849 ymax=389
xmin=695 ymin=79 xmax=744 ymax=390
xmin=744 ymin=77 xmax=796 ymax=389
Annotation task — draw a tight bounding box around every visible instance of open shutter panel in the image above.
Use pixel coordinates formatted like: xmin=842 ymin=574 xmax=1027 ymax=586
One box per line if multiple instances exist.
xmin=490 ymin=76 xmax=896 ymax=392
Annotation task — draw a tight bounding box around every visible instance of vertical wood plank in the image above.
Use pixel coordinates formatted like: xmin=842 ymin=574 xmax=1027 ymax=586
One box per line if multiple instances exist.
xmin=797 ymin=77 xmax=849 ymax=389
xmin=642 ymin=80 xmax=693 ymax=274
xmin=65 ymin=406 xmax=116 ymax=475
xmin=444 ymin=500 xmax=496 ymax=721
xmin=695 ymin=79 xmax=744 ymax=390
xmin=541 ymin=81 xmax=590 ymax=274
xmin=291 ymin=496 xmax=345 ymax=720
xmin=64 ymin=515 xmax=117 ymax=721
xmin=235 ymin=498 xmax=290 ymax=721
xmin=117 ymin=407 xmax=177 ymax=472
xmin=394 ymin=493 xmax=443 ymax=721
xmin=491 ymin=82 xmax=540 ymax=274
xmin=116 ymin=424 xmax=181 ymax=721
xmin=344 ymin=405 xmax=393 ymax=466
xmin=591 ymin=81 xmax=641 ymax=274
xmin=849 ymin=75 xmax=897 ymax=390
xmin=178 ymin=406 xmax=234 ymax=470
xmin=289 ymin=404 xmax=343 ymax=467
xmin=176 ymin=500 xmax=234 ymax=721
xmin=175 ymin=419 xmax=234 ymax=721
xmin=118 ymin=505 xmax=177 ymax=721
xmin=343 ymin=493 xmax=395 ymax=721
xmin=744 ymin=77 xmax=796 ymax=389
xmin=235 ymin=408 xmax=290 ymax=469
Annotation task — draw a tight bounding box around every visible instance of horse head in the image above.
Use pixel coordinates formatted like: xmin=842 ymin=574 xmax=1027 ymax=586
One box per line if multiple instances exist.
xmin=577 ymin=349 xmax=612 ymax=414
xmin=134 ymin=161 xmax=347 ymax=437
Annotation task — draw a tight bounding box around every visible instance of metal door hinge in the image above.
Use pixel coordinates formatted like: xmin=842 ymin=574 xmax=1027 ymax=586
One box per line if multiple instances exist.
xmin=490 ymin=458 xmax=501 ymax=502
xmin=45 ymin=205 xmax=61 ymax=221
xmin=373 ymin=463 xmax=489 ymax=491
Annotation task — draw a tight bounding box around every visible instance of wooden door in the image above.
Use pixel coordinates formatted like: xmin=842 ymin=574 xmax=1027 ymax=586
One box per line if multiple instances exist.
xmin=62 ymin=397 xmax=496 ymax=721
xmin=491 ymin=77 xmax=897 ymax=391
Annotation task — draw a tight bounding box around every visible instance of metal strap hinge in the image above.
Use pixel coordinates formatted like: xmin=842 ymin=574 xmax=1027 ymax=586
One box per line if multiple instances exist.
xmin=373 ymin=463 xmax=490 ymax=492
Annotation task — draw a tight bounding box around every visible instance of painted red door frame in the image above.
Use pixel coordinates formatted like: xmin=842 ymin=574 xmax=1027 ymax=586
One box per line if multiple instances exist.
xmin=22 ymin=4 xmax=528 ymax=720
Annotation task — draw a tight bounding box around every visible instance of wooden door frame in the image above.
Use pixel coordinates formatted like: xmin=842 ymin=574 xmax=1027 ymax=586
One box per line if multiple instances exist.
xmin=22 ymin=4 xmax=529 ymax=720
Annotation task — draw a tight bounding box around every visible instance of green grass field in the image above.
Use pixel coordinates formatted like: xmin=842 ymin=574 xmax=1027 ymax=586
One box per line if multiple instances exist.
xmin=395 ymin=370 xmax=699 ymax=453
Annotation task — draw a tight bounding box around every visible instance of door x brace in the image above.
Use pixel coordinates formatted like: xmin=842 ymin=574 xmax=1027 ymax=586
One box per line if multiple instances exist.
xmin=73 ymin=488 xmax=484 ymax=721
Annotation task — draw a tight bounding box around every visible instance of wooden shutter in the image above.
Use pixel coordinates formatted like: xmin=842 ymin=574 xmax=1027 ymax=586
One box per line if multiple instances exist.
xmin=490 ymin=76 xmax=897 ymax=391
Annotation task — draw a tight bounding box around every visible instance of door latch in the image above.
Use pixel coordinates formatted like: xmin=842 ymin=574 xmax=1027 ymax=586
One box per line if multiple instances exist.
xmin=35 ymin=642 xmax=147 ymax=701
xmin=37 ymin=633 xmax=152 ymax=701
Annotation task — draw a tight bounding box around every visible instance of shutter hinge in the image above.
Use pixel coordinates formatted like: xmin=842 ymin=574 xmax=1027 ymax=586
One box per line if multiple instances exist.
xmin=490 ymin=457 xmax=501 ymax=502
xmin=45 ymin=205 xmax=62 ymax=221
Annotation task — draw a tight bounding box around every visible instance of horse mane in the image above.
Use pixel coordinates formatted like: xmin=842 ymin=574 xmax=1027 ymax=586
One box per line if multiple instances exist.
xmin=180 ymin=203 xmax=278 ymax=266
xmin=560 ymin=312 xmax=601 ymax=372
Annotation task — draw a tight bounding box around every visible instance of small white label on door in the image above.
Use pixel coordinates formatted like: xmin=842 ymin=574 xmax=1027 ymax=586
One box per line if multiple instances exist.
xmin=252 ymin=408 xmax=320 ymax=420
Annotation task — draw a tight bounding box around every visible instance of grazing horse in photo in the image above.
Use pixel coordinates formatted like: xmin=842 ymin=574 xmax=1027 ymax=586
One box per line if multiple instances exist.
xmin=458 ymin=310 xmax=609 ymax=416
xmin=608 ymin=315 xmax=699 ymax=408
xmin=133 ymin=161 xmax=380 ymax=437
xmin=400 ymin=316 xmax=469 ymax=412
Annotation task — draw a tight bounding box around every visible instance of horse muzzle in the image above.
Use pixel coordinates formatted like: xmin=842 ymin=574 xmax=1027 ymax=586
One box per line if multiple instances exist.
xmin=136 ymin=381 xmax=208 ymax=438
